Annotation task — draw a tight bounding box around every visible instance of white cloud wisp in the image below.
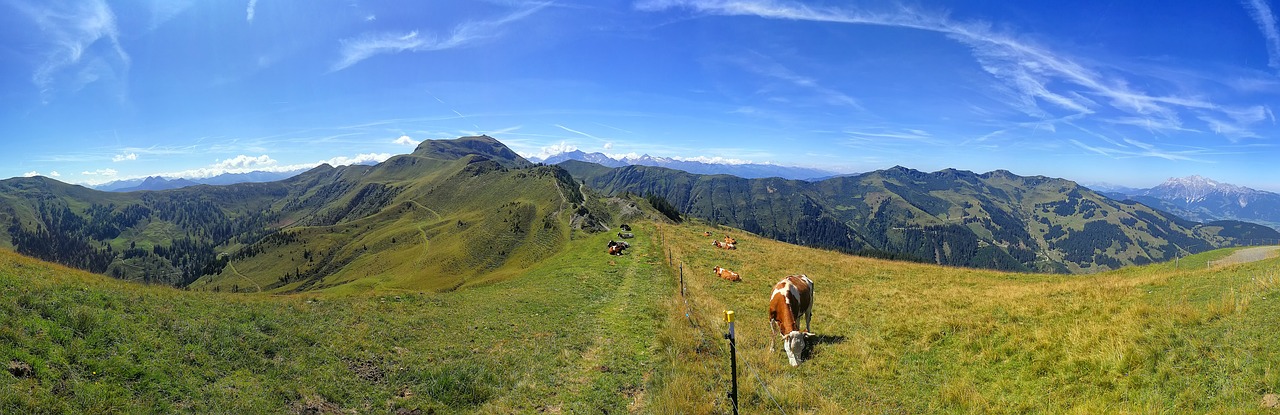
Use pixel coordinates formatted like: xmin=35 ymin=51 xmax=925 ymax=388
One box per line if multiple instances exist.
xmin=332 ymin=2 xmax=550 ymax=71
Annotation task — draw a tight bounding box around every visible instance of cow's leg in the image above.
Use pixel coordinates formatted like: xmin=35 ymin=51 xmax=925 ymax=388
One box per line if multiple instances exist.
xmin=769 ymin=319 xmax=779 ymax=352
xmin=804 ymin=280 xmax=814 ymax=333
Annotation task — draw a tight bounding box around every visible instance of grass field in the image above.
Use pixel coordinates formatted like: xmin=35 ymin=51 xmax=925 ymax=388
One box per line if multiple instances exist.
xmin=1 ymin=224 xmax=668 ymax=414
xmin=651 ymin=220 xmax=1280 ymax=414
xmin=4 ymin=217 xmax=1280 ymax=413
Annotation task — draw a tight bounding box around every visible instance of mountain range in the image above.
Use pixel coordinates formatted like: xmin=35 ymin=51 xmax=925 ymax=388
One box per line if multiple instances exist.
xmin=1 ymin=136 xmax=1276 ymax=293
xmin=561 ymin=161 xmax=1279 ymax=273
xmin=1095 ymin=176 xmax=1280 ymax=230
xmin=0 ymin=136 xmax=611 ymax=292
xmin=531 ymin=149 xmax=837 ymax=180
xmin=93 ymin=170 xmax=310 ymax=192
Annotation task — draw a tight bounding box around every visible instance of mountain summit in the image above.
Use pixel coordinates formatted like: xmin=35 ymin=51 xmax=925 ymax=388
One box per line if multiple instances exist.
xmin=1145 ymin=175 xmax=1260 ymax=204
xmin=1112 ymin=176 xmax=1280 ymax=229
xmin=413 ymin=135 xmax=531 ymax=168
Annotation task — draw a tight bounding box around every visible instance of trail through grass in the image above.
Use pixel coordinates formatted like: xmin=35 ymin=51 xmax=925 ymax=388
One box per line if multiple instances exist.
xmin=5 ymin=217 xmax=1280 ymax=413
xmin=0 ymin=224 xmax=669 ymax=414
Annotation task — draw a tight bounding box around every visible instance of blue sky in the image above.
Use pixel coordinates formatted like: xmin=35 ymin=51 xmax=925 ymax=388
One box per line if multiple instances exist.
xmin=2 ymin=0 xmax=1278 ymax=192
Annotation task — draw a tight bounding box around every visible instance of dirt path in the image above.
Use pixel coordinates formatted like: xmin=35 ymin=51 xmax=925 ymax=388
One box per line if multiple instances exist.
xmin=1209 ymin=246 xmax=1280 ymax=268
xmin=226 ymin=262 xmax=263 ymax=292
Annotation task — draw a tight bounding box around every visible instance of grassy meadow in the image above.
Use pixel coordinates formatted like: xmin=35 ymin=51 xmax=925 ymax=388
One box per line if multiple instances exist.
xmin=650 ymin=220 xmax=1280 ymax=414
xmin=3 ymin=216 xmax=1280 ymax=413
xmin=1 ymin=224 xmax=668 ymax=414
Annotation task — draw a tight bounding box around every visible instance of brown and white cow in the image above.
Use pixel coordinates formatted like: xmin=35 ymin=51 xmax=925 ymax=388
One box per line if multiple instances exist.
xmin=712 ymin=240 xmax=736 ymax=250
xmin=724 ymin=235 xmax=737 ymax=245
xmin=768 ymin=274 xmax=814 ymax=367
xmin=703 ymin=231 xmax=713 ymax=237
xmin=606 ymin=240 xmax=629 ymax=256
xmin=713 ymin=266 xmax=742 ymax=282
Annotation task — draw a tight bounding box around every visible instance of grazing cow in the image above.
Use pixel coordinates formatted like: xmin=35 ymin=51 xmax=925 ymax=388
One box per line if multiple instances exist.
xmin=703 ymin=231 xmax=713 ymax=237
xmin=724 ymin=235 xmax=737 ymax=245
xmin=620 ymin=224 xmax=632 ymax=231
xmin=768 ymin=275 xmax=814 ymax=367
xmin=712 ymin=240 xmax=736 ymax=250
xmin=713 ymin=266 xmax=742 ymax=282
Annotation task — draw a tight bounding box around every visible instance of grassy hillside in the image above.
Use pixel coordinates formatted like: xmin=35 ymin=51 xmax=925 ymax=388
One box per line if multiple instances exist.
xmin=563 ymin=161 xmax=1279 ymax=274
xmin=189 ymin=156 xmax=580 ymax=294
xmin=0 ymin=222 xmax=669 ymax=414
xmin=5 ymin=214 xmax=1280 ymax=413
xmin=0 ymin=136 xmax=593 ymax=293
xmin=651 ymin=220 xmax=1280 ymax=413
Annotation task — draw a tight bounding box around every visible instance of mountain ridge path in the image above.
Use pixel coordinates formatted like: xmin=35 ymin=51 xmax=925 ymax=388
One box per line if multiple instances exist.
xmin=1209 ymin=246 xmax=1280 ymax=268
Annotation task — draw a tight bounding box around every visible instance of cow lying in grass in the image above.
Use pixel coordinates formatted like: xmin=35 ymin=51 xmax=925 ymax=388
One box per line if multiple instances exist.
xmin=712 ymin=266 xmax=741 ymax=282
xmin=606 ymin=240 xmax=630 ymax=255
xmin=724 ymin=235 xmax=737 ymax=245
xmin=712 ymin=240 xmax=736 ymax=250
xmin=769 ymin=274 xmax=814 ymax=367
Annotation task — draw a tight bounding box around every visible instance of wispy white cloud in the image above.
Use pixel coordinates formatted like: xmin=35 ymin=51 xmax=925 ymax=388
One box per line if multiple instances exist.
xmin=393 ymin=135 xmax=420 ymax=146
xmin=1069 ymin=138 xmax=1209 ymax=162
xmin=112 ymin=152 xmax=138 ymax=162
xmin=12 ymin=0 xmax=129 ymax=102
xmin=23 ymin=171 xmax=39 ymax=178
xmin=593 ymin=122 xmax=635 ymax=135
xmin=845 ymin=128 xmax=933 ymax=141
xmin=332 ymin=2 xmax=549 ymax=71
xmin=147 ymin=0 xmax=193 ymax=30
xmin=1243 ymin=0 xmax=1280 ymax=72
xmin=555 ymin=124 xmax=601 ymax=140
xmin=1199 ymin=115 xmax=1263 ymax=141
xmin=50 ymin=171 xmax=61 ymax=178
xmin=639 ymin=0 xmax=1259 ymax=143
xmin=246 ymin=0 xmax=258 ymax=23
xmin=728 ymin=51 xmax=861 ymax=109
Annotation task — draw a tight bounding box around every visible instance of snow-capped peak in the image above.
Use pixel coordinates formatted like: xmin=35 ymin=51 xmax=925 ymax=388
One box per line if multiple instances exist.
xmin=1147 ymin=175 xmax=1257 ymax=204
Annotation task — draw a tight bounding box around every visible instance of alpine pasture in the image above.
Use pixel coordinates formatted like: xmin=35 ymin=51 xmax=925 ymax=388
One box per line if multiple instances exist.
xmin=3 ymin=218 xmax=1280 ymax=413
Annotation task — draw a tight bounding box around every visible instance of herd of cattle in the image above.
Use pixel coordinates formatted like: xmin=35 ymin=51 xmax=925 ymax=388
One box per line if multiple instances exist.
xmin=701 ymin=231 xmax=815 ymax=367
xmin=604 ymin=227 xmax=816 ymax=367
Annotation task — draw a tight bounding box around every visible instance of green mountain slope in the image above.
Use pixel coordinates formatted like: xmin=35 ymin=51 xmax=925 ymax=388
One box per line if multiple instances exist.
xmin=5 ymin=217 xmax=1279 ymax=413
xmin=0 ymin=136 xmax=591 ymax=292
xmin=0 ymin=221 xmax=667 ymax=413
xmin=561 ymin=161 xmax=1280 ymax=273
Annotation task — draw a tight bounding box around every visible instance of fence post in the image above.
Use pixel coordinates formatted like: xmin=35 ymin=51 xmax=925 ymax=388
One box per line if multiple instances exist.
xmin=725 ymin=310 xmax=738 ymax=415
xmin=680 ymin=263 xmax=685 ymax=298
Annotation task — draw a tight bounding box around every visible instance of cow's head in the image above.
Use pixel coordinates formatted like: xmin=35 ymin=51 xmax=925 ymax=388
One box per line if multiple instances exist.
xmin=782 ymin=331 xmax=806 ymax=366
xmin=713 ymin=266 xmax=722 ymax=275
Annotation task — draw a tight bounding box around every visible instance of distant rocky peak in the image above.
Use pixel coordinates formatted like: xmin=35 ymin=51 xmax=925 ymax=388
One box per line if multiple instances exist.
xmin=1148 ymin=175 xmax=1257 ymax=204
